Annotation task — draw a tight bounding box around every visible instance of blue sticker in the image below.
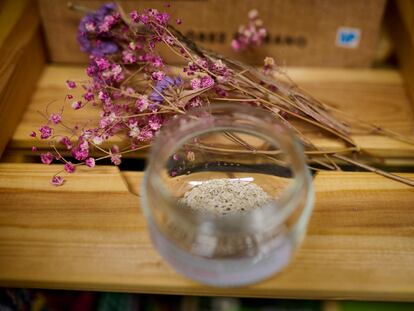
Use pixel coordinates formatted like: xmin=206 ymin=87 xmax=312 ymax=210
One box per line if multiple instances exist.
xmin=336 ymin=27 xmax=361 ymax=48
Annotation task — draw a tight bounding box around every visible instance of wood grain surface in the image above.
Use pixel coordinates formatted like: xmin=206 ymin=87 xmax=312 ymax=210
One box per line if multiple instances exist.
xmin=0 ymin=163 xmax=413 ymax=301
xmin=7 ymin=65 xmax=414 ymax=160
xmin=390 ymin=0 xmax=414 ymax=107
xmin=38 ymin=0 xmax=385 ymax=66
xmin=0 ymin=0 xmax=45 ymax=156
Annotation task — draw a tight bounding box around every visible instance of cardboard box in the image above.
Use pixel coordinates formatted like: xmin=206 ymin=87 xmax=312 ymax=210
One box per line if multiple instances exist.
xmin=38 ymin=0 xmax=385 ymax=67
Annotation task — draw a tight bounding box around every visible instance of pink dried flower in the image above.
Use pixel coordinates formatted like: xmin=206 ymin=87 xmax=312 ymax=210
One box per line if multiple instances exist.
xmin=51 ymin=176 xmax=64 ymax=186
xmin=31 ymin=146 xmax=37 ymax=152
xmin=231 ymin=39 xmax=241 ymax=52
xmin=40 ymin=152 xmax=54 ymax=165
xmin=231 ymin=9 xmax=267 ymax=52
xmin=110 ymin=154 xmax=122 ymax=165
xmin=92 ymin=136 xmax=103 ymax=145
xmin=151 ymin=56 xmax=163 ymax=67
xmin=85 ymin=21 xmax=96 ymax=32
xmin=137 ymin=127 xmax=154 ymax=141
xmin=176 ymin=18 xmax=182 ymax=25
xmin=152 ymin=71 xmax=166 ymax=81
xmin=210 ymin=59 xmax=227 ymax=73
xmin=129 ymin=126 xmax=141 ymax=138
xmin=85 ymin=66 xmax=96 ymax=77
xmin=148 ymin=115 xmax=162 ymax=130
xmin=83 ymin=92 xmax=94 ymax=101
xmin=263 ymin=56 xmax=275 ymax=75
xmin=135 ymin=95 xmax=149 ymax=111
xmin=64 ymin=162 xmax=76 ymax=173
xmin=72 ymin=147 xmax=89 ymax=161
xmin=85 ymin=157 xmax=95 ymax=168
xmin=66 ymin=80 xmax=76 ymax=89
xmin=98 ymin=91 xmax=110 ymax=101
xmin=67 ymin=94 xmax=74 ymax=100
xmin=99 ymin=14 xmax=118 ymax=32
xmin=164 ymin=36 xmax=175 ymax=45
xmin=30 ymin=131 xmax=36 ymax=138
xmin=79 ymin=140 xmax=89 ymax=150
xmin=128 ymin=41 xmax=142 ymax=50
xmin=71 ymin=101 xmax=82 ymax=110
xmin=191 ymin=78 xmax=201 ymax=90
xmin=122 ymin=50 xmax=137 ymax=64
xmin=39 ymin=125 xmax=53 ymax=139
xmin=60 ymin=136 xmax=73 ymax=150
xmin=130 ymin=10 xmax=139 ymax=22
xmin=140 ymin=13 xmax=149 ymax=24
xmin=49 ymin=113 xmax=62 ymax=124
xmin=187 ymin=97 xmax=203 ymax=108
xmin=95 ymin=57 xmax=111 ymax=70
xmin=201 ymin=75 xmax=214 ymax=88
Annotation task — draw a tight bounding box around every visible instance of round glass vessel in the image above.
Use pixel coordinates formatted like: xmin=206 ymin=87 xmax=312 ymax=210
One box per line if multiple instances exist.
xmin=141 ymin=103 xmax=314 ymax=287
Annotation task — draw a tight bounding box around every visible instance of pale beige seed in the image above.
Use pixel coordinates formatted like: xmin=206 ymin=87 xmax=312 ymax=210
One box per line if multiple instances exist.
xmin=180 ymin=178 xmax=271 ymax=215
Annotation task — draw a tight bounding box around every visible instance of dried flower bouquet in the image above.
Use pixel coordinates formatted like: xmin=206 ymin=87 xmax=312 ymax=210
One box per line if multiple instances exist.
xmin=32 ymin=2 xmax=414 ymax=187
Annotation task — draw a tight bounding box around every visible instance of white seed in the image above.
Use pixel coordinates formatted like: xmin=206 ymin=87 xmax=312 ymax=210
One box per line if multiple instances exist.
xmin=179 ymin=178 xmax=271 ymax=215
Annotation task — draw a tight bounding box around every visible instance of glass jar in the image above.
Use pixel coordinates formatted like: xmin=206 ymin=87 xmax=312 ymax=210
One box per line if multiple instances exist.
xmin=141 ymin=103 xmax=314 ymax=287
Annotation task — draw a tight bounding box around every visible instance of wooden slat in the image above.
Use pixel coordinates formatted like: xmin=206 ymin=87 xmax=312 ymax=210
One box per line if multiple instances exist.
xmin=396 ymin=0 xmax=414 ymax=46
xmin=0 ymin=163 xmax=413 ymax=301
xmin=38 ymin=0 xmax=385 ymax=67
xmin=7 ymin=65 xmax=414 ymax=159
xmin=0 ymin=0 xmax=45 ymax=156
xmin=389 ymin=0 xmax=414 ymax=107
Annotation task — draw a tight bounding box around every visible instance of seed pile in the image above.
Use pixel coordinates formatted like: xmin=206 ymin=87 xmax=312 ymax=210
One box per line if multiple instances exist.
xmin=180 ymin=178 xmax=271 ymax=215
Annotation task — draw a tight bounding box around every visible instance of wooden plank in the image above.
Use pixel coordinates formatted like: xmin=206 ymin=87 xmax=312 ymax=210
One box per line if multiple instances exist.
xmin=0 ymin=0 xmax=46 ymax=157
xmin=396 ymin=0 xmax=414 ymax=46
xmin=8 ymin=65 xmax=414 ymax=159
xmin=38 ymin=0 xmax=385 ymax=67
xmin=0 ymin=163 xmax=413 ymax=301
xmin=389 ymin=0 xmax=414 ymax=107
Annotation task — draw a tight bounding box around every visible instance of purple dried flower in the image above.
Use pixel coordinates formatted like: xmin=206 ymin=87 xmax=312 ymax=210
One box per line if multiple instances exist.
xmin=78 ymin=3 xmax=119 ymax=56
xmin=150 ymin=76 xmax=183 ymax=102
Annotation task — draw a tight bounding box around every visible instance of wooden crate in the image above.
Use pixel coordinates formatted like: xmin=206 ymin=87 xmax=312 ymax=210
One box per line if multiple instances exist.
xmin=0 ymin=0 xmax=414 ymax=301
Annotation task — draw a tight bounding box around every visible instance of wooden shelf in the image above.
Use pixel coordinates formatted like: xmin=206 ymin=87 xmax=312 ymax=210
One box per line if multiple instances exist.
xmin=1 ymin=65 xmax=414 ymax=300
xmin=1 ymin=0 xmax=414 ymax=301
xmin=0 ymin=163 xmax=413 ymax=300
xmin=6 ymin=65 xmax=414 ymax=159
